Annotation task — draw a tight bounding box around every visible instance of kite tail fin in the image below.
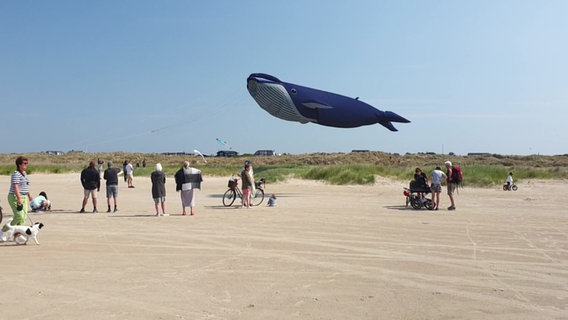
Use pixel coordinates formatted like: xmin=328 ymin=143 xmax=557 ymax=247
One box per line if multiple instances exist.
xmin=378 ymin=111 xmax=411 ymax=132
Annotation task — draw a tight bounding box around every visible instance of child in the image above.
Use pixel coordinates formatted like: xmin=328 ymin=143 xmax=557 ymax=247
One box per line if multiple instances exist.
xmin=30 ymin=191 xmax=51 ymax=212
xmin=267 ymin=194 xmax=277 ymax=207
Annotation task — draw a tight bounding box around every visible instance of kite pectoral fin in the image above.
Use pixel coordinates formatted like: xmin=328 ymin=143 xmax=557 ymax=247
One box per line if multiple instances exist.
xmin=378 ymin=121 xmax=398 ymax=131
xmin=302 ymin=102 xmax=334 ymax=110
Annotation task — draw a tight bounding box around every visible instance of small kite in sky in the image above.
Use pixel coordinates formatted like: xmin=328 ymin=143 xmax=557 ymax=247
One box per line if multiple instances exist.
xmin=246 ymin=73 xmax=410 ymax=131
xmin=216 ymin=138 xmax=232 ymax=149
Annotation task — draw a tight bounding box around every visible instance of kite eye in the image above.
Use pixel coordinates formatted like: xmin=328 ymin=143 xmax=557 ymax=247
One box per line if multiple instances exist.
xmin=290 ymin=88 xmax=297 ymax=95
xmin=247 ymin=80 xmax=257 ymax=92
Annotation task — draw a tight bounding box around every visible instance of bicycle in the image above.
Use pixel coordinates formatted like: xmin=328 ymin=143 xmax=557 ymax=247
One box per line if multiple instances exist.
xmin=223 ymin=177 xmax=265 ymax=207
xmin=503 ymin=183 xmax=518 ymax=191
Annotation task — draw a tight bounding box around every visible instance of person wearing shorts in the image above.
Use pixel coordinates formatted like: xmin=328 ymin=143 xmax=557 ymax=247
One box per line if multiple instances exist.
xmin=151 ymin=163 xmax=167 ymax=216
xmin=124 ymin=160 xmax=135 ymax=188
xmin=444 ymin=161 xmax=457 ymax=210
xmin=430 ymin=166 xmax=447 ymax=211
xmin=80 ymin=161 xmax=100 ymax=213
xmin=103 ymin=161 xmax=122 ymax=213
xmin=30 ymin=191 xmax=51 ymax=212
xmin=240 ymin=163 xmax=254 ymax=208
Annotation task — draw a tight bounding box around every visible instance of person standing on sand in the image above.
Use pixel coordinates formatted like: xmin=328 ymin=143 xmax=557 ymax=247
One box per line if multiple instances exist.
xmin=97 ymin=158 xmax=104 ymax=176
xmin=430 ymin=166 xmax=447 ymax=211
xmin=123 ymin=160 xmax=128 ymax=183
xmin=6 ymin=156 xmax=33 ymax=226
xmin=175 ymin=161 xmax=203 ymax=216
xmin=80 ymin=161 xmax=100 ymax=213
xmin=151 ymin=163 xmax=167 ymax=216
xmin=103 ymin=161 xmax=122 ymax=213
xmin=240 ymin=163 xmax=254 ymax=208
xmin=444 ymin=161 xmax=457 ymax=210
xmin=125 ymin=160 xmax=135 ymax=188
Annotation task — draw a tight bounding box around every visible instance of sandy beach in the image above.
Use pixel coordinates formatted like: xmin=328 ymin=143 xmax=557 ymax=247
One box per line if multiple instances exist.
xmin=0 ymin=173 xmax=566 ymax=319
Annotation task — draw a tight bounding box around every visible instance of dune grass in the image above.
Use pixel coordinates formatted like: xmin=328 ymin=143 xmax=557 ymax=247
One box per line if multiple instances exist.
xmin=1 ymin=152 xmax=566 ymax=187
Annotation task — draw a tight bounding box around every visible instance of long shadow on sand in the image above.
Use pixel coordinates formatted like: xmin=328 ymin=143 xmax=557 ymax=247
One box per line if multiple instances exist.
xmin=384 ymin=205 xmax=433 ymax=212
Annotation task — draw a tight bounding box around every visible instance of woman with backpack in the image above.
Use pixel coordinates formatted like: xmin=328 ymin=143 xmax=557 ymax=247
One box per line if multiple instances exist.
xmin=444 ymin=161 xmax=461 ymax=211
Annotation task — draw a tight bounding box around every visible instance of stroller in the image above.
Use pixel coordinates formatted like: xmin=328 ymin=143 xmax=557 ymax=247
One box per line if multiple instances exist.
xmin=403 ymin=181 xmax=434 ymax=210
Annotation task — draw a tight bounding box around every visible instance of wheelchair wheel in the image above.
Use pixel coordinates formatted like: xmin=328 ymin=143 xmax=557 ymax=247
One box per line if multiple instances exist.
xmin=410 ymin=197 xmax=423 ymax=210
xmin=425 ymin=199 xmax=435 ymax=210
xmin=223 ymin=189 xmax=237 ymax=207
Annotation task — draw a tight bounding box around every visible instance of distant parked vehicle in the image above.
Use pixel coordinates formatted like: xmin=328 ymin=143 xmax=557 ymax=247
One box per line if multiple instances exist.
xmin=217 ymin=150 xmax=239 ymax=157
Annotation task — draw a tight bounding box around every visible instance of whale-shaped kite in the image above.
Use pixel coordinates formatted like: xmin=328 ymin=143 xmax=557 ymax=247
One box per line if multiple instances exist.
xmin=246 ymin=73 xmax=410 ymax=131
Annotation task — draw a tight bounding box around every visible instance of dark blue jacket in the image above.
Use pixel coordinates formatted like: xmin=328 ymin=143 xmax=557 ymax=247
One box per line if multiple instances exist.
xmin=81 ymin=167 xmax=100 ymax=190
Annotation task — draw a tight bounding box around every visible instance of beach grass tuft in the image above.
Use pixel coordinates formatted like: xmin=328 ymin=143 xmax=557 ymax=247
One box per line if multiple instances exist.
xmin=1 ymin=152 xmax=566 ymax=187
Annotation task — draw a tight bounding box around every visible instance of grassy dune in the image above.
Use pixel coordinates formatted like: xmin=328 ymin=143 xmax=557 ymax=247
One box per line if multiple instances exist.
xmin=1 ymin=152 xmax=567 ymax=187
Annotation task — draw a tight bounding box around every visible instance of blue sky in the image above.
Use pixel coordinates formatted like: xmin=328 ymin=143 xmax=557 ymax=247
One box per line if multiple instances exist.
xmin=1 ymin=1 xmax=566 ymax=156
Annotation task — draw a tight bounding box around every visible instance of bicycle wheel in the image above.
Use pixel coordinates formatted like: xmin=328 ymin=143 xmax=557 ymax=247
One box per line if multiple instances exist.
xmin=223 ymin=189 xmax=237 ymax=207
xmin=511 ymin=185 xmax=518 ymax=191
xmin=252 ymin=188 xmax=265 ymax=206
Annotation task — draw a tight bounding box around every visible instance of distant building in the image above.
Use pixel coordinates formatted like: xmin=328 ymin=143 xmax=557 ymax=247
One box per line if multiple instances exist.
xmin=467 ymin=153 xmax=491 ymax=156
xmin=162 ymin=152 xmax=188 ymax=156
xmin=254 ymin=150 xmax=276 ymax=157
xmin=217 ymin=150 xmax=239 ymax=157
xmin=44 ymin=150 xmax=65 ymax=155
xmin=351 ymin=150 xmax=370 ymax=153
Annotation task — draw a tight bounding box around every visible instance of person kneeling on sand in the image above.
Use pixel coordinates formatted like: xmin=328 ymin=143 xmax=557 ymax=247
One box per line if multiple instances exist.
xmin=267 ymin=194 xmax=277 ymax=207
xmin=30 ymin=191 xmax=51 ymax=212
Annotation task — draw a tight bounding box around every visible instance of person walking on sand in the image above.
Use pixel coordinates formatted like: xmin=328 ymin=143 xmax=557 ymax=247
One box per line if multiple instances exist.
xmin=103 ymin=161 xmax=122 ymax=213
xmin=6 ymin=156 xmax=33 ymax=226
xmin=80 ymin=161 xmax=100 ymax=213
xmin=175 ymin=161 xmax=203 ymax=216
xmin=430 ymin=166 xmax=447 ymax=211
xmin=151 ymin=163 xmax=167 ymax=216
xmin=444 ymin=161 xmax=457 ymax=210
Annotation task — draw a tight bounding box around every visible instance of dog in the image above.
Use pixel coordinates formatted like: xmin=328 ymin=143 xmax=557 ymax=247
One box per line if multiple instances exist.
xmin=0 ymin=218 xmax=44 ymax=245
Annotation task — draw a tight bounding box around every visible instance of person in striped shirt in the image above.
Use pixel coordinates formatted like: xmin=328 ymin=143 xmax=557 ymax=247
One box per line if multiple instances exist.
xmin=7 ymin=156 xmax=33 ymax=226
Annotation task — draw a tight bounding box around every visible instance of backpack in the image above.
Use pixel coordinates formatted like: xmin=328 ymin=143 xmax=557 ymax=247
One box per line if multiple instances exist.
xmin=451 ymin=166 xmax=463 ymax=185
